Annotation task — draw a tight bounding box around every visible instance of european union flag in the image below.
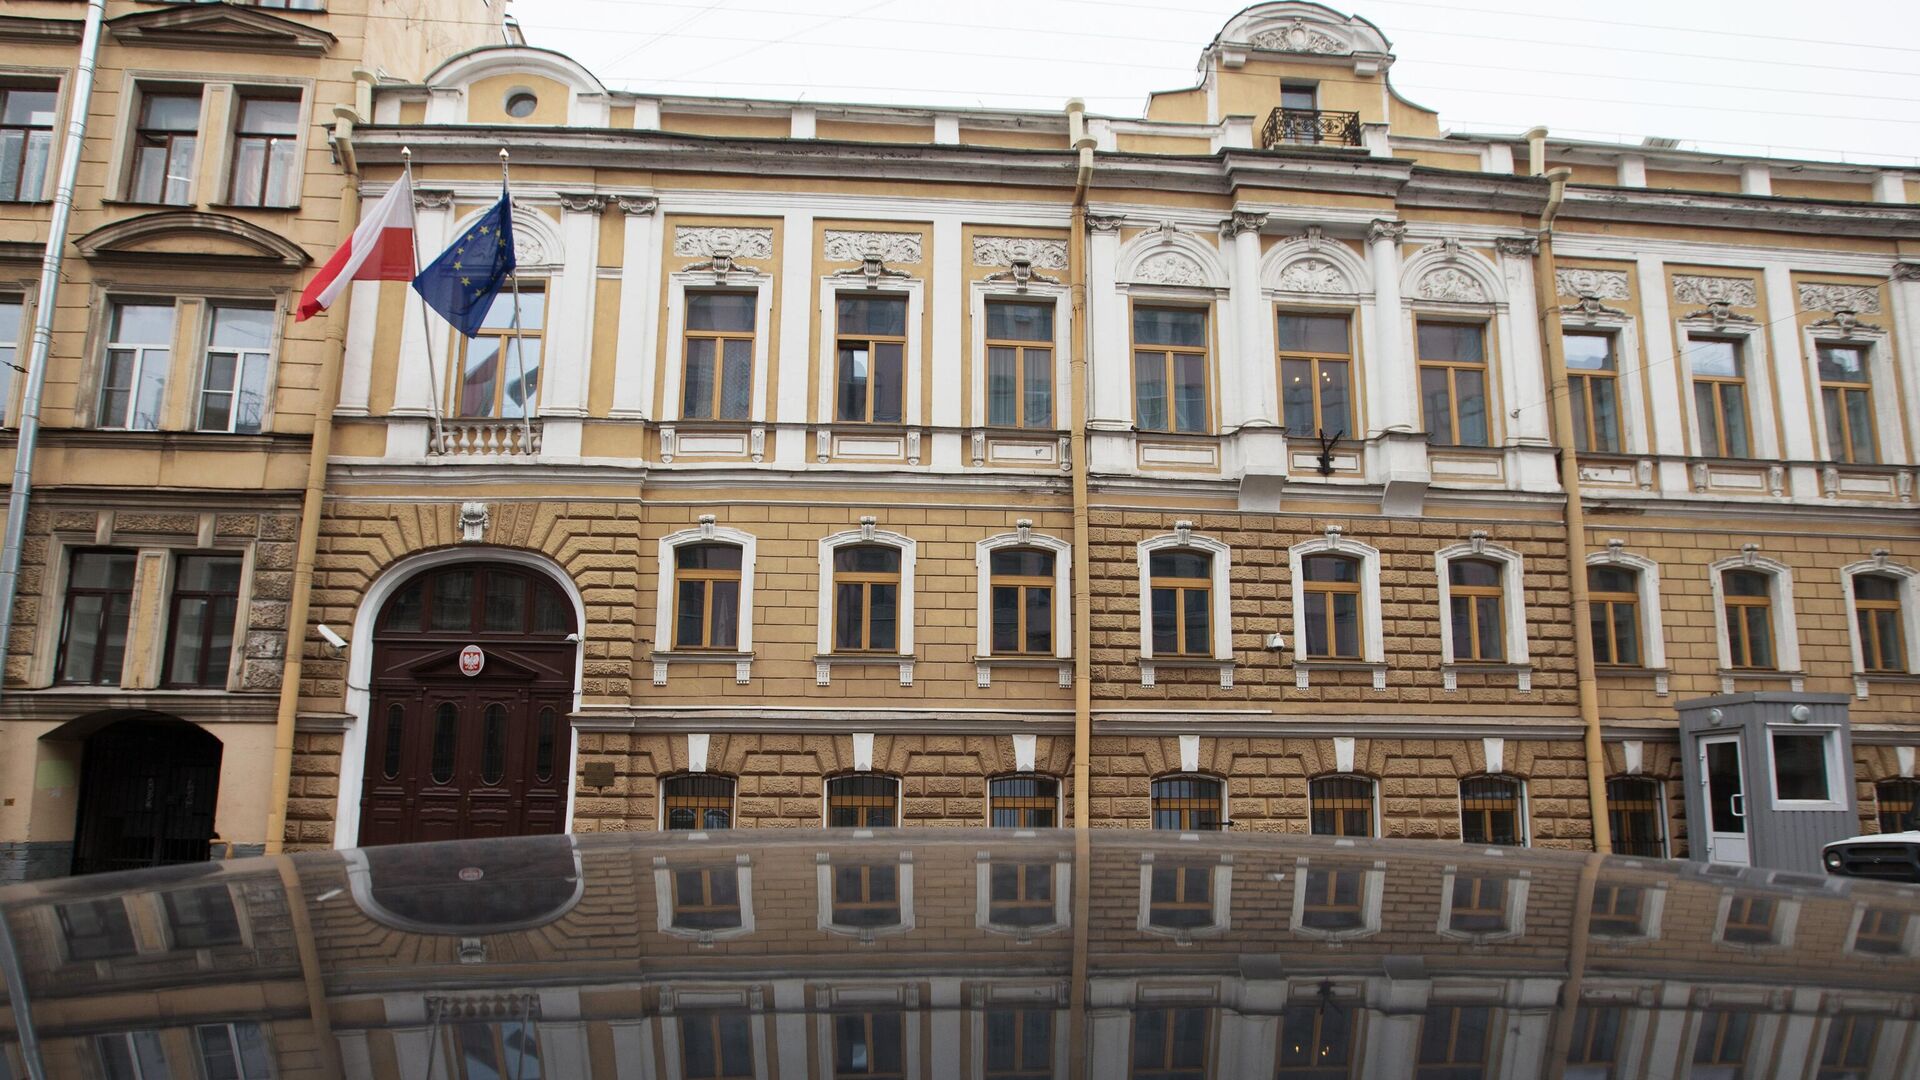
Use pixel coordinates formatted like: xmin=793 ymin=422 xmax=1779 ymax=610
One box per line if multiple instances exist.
xmin=413 ymin=187 xmax=516 ymax=338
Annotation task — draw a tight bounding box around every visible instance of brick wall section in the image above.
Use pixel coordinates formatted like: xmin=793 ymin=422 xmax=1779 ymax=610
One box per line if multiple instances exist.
xmin=286 ymin=730 xmax=345 ymax=847
xmin=1087 ymin=511 xmax=1577 ymax=707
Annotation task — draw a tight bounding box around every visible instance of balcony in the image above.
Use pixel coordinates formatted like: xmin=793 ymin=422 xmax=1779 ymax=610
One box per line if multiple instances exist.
xmin=1261 ymin=108 xmax=1362 ymax=149
xmin=431 ymin=418 xmax=542 ymax=458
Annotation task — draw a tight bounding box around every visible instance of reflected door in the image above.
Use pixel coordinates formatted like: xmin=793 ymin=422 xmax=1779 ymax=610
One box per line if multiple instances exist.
xmin=1699 ymin=735 xmax=1749 ymax=866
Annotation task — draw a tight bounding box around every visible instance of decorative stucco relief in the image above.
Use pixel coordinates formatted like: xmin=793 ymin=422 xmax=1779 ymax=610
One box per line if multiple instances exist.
xmin=1797 ymin=283 xmax=1882 ymax=314
xmin=1555 ymin=268 xmax=1630 ymax=300
xmin=1672 ymin=275 xmax=1757 ymax=307
xmin=1274 ymin=259 xmax=1351 ymax=294
xmin=1133 ymin=252 xmax=1209 ymax=287
xmin=1250 ymin=19 xmax=1348 ymax=54
xmin=824 ymin=230 xmax=923 ymax=264
xmin=1418 ymin=268 xmax=1487 ymax=303
xmin=673 ymin=226 xmax=774 ymax=260
xmin=972 ymin=236 xmax=1068 ymax=270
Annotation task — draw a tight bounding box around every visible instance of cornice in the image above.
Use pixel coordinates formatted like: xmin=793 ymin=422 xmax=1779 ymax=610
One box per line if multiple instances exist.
xmin=1561 ymin=186 xmax=1920 ymax=239
xmin=0 ymin=14 xmax=84 ymax=45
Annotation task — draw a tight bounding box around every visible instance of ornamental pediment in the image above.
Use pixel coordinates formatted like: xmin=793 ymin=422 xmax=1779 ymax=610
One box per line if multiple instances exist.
xmin=74 ymin=211 xmax=311 ymax=270
xmin=106 ymin=4 xmax=336 ymax=57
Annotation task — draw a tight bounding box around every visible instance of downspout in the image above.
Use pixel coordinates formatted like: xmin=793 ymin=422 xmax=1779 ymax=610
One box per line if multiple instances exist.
xmin=0 ymin=0 xmax=106 ymax=711
xmin=1065 ymin=97 xmax=1095 ymax=1080
xmin=264 ymin=77 xmax=372 ymax=854
xmin=1534 ymin=158 xmax=1613 ymax=852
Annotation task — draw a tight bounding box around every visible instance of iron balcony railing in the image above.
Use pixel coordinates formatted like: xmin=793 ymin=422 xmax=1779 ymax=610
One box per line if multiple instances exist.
xmin=1261 ymin=107 xmax=1363 ymax=149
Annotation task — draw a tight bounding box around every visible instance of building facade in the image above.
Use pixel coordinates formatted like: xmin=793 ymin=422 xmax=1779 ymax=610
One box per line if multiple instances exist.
xmin=0 ymin=0 xmax=509 ymax=882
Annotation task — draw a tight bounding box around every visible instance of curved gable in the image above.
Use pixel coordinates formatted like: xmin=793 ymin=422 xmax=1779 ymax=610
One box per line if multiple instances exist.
xmin=74 ymin=211 xmax=310 ymax=270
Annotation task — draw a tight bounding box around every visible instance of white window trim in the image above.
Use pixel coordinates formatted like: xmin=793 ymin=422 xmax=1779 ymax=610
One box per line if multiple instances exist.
xmin=1839 ymin=558 xmax=1920 ymax=680
xmin=1435 ymin=865 xmax=1530 ymax=944
xmin=1307 ymin=774 xmax=1381 ymax=838
xmin=1434 ymin=540 xmax=1530 ymax=668
xmin=1713 ymin=890 xmax=1801 ymax=951
xmin=1802 ymin=324 xmax=1906 ymax=467
xmin=662 ymin=272 xmax=775 ymax=423
xmin=1136 ymin=529 xmax=1233 ymax=662
xmin=655 ymin=774 xmax=740 ymax=831
xmin=816 ymin=526 xmax=916 ymax=657
xmin=1558 ymin=311 xmax=1650 ymax=455
xmin=1708 ymin=553 xmax=1802 ymax=673
xmin=194 ymin=301 xmax=280 ymax=434
xmin=1678 ymin=319 xmax=1777 ymax=460
xmin=652 ymin=852 xmax=756 ymax=943
xmin=974 ymin=852 xmax=1072 ymax=939
xmin=1763 ymin=724 xmax=1849 ymax=812
xmin=816 ymin=850 xmax=916 ymax=941
xmin=653 ymin=524 xmax=758 ymax=675
xmin=1458 ymin=774 xmax=1531 ymax=848
xmin=96 ymin=296 xmax=178 ymax=432
xmin=1288 ymin=535 xmax=1384 ymax=663
xmin=1401 ymin=244 xmax=1515 ymax=449
xmin=975 ymin=530 xmax=1072 ymax=660
xmin=1585 ymin=547 xmax=1669 ymax=673
xmin=816 ymin=278 xmax=925 ymax=426
xmin=1288 ymin=856 xmax=1385 ymax=942
xmin=1843 ymin=900 xmax=1920 ymax=959
xmin=1588 ymin=878 xmax=1668 ymax=944
xmin=1135 ymin=850 xmax=1233 ymax=943
xmin=969 ymin=281 xmax=1070 ymax=430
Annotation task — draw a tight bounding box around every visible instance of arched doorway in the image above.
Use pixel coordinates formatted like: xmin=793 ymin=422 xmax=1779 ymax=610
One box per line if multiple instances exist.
xmin=71 ymin=717 xmax=222 ymax=876
xmin=358 ymin=562 xmax=576 ymax=846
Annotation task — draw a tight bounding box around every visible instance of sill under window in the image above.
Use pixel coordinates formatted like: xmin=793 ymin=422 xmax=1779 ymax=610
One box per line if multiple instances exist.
xmin=814 ymin=653 xmax=917 ymax=687
xmin=101 ymin=197 xmax=196 ymax=210
xmin=1440 ymin=661 xmax=1533 ymax=692
xmin=650 ymin=650 xmax=753 ymax=687
xmin=1596 ymin=664 xmax=1672 ymax=695
xmin=974 ymin=654 xmax=1072 ymax=689
xmin=209 ymin=200 xmax=301 ymax=212
xmin=1136 ymin=654 xmax=1235 ymax=689
xmin=1718 ymin=668 xmax=1808 ymax=693
xmin=1291 ymin=658 xmax=1388 ymax=691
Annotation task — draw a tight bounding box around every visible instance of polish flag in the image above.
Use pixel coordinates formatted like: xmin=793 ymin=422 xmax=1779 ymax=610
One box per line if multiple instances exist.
xmin=295 ymin=172 xmax=415 ymax=321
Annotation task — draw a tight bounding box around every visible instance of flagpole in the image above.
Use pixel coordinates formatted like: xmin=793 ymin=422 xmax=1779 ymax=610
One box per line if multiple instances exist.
xmin=500 ymin=148 xmax=532 ymax=452
xmin=403 ymin=147 xmax=447 ymax=452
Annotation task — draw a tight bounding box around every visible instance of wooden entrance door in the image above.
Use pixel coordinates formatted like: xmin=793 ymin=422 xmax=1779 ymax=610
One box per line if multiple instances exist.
xmin=358 ymin=564 xmax=576 ymax=847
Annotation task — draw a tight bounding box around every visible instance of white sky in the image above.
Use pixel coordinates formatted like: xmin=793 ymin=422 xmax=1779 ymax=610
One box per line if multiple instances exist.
xmin=511 ymin=0 xmax=1920 ymax=167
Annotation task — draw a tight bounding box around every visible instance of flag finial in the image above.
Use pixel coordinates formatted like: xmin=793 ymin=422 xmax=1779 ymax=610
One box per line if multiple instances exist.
xmin=401 ymin=146 xmax=411 ymax=162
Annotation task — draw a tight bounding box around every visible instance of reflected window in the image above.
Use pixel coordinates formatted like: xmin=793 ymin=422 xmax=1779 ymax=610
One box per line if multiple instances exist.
xmin=58 ymin=898 xmax=136 ymax=960
xmin=56 ymin=549 xmax=137 ymax=685
xmin=1309 ymin=776 xmax=1374 ymax=837
xmin=671 ymin=867 xmax=742 ymax=932
xmin=1448 ymin=876 xmax=1509 ymax=934
xmin=987 ymin=862 xmax=1056 ymax=928
xmin=1418 ymin=321 xmax=1489 ymax=447
xmin=1277 ymin=1003 xmax=1353 ymax=1079
xmin=674 ymin=544 xmax=743 ymax=650
xmin=1416 ymin=1005 xmax=1491 ymax=1080
xmin=1818 ymin=1015 xmax=1878 ymax=1080
xmin=984 ymin=1008 xmax=1053 ymax=1080
xmin=989 ymin=776 xmax=1059 ymax=828
xmin=662 ymin=775 xmax=735 ymax=830
xmin=164 ymin=884 xmax=241 ymax=948
xmin=1691 ymin=1011 xmax=1752 ymax=1080
xmin=1566 ymin=1006 xmax=1621 ymax=1080
xmin=1147 ymin=863 xmax=1215 ymax=930
xmin=196 ymin=1022 xmax=272 ymax=1080
xmin=1854 ymin=908 xmax=1907 ymax=956
xmin=834 ymin=1012 xmax=904 ymax=1079
xmin=1148 ymin=549 xmax=1213 ymax=657
xmin=1459 ymin=776 xmax=1524 ymax=846
xmin=1606 ymin=777 xmax=1665 ymax=858
xmin=683 ymin=291 xmax=755 ymax=421
xmin=827 ymin=774 xmax=899 ymax=828
xmin=95 ymin=1031 xmax=169 ymax=1080
xmin=680 ymin=1012 xmax=754 ymax=1080
xmin=1588 ymin=566 xmax=1641 ymax=667
xmin=1151 ymin=775 xmax=1223 ymax=831
xmin=835 ymin=295 xmax=908 ymax=424
xmin=1299 ymin=867 xmax=1366 ymax=932
xmin=1133 ymin=306 xmax=1210 ymax=434
xmin=452 ymin=285 xmax=545 ymax=419
xmin=1589 ymin=883 xmax=1646 ymax=938
xmin=1722 ymin=895 xmax=1777 ymax=946
xmin=449 ymin=1020 xmax=542 ymax=1080
xmin=1877 ymin=779 xmax=1917 ymax=833
xmin=831 ymin=864 xmax=901 ymax=928
xmin=986 ymin=299 xmax=1055 ymax=429
xmin=1852 ymin=573 xmax=1906 ymax=674
xmin=1130 ymin=1007 xmax=1209 ymax=1080
xmin=1300 ymin=554 xmax=1362 ymax=660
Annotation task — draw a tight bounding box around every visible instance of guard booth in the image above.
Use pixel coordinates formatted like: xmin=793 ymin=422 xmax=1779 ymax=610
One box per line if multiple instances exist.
xmin=1676 ymin=692 xmax=1858 ymax=874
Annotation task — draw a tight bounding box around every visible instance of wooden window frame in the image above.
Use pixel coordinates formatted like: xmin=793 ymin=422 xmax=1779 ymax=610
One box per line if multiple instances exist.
xmin=1817 ymin=1015 xmax=1878 ymax=1079
xmin=1130 ymin=303 xmax=1212 ymax=435
xmin=1308 ymin=775 xmax=1375 ymax=837
xmin=1459 ymin=775 xmax=1526 ymax=846
xmin=1300 ymin=553 xmax=1364 ymax=660
xmin=669 ymin=866 xmax=742 ymax=931
xmin=681 ymin=290 xmax=757 ymax=421
xmin=1447 ymin=875 xmax=1509 ymax=934
xmin=1605 ymin=776 xmax=1666 ymax=858
xmin=449 ymin=281 xmax=545 ymax=419
xmin=1589 ymin=882 xmax=1646 ymax=937
xmin=1721 ymin=895 xmax=1776 ymax=945
xmin=225 ymin=92 xmax=302 ymax=208
xmin=660 ymin=774 xmax=736 ymax=830
xmin=673 ymin=544 xmax=743 ymax=651
xmin=1851 ymin=573 xmax=1905 ymax=674
xmin=1722 ymin=570 xmax=1775 ymax=671
xmin=1692 ymin=1011 xmax=1751 ymax=1072
xmin=1416 ymin=1005 xmax=1493 ymax=1079
xmin=1817 ymin=341 xmax=1878 ymax=465
xmin=1588 ymin=566 xmax=1641 ymax=668
xmin=988 ymin=775 xmax=1060 ymax=828
xmin=1563 ymin=330 xmax=1623 ymax=453
xmin=1852 ymin=907 xmax=1907 ymax=956
xmin=1416 ymin=319 xmax=1490 ymax=447
xmin=983 ymin=1008 xmax=1054 ymax=1080
xmin=834 ymin=296 xmax=908 ymax=424
xmin=1877 ymin=778 xmax=1918 ymax=834
xmin=1448 ymin=559 xmax=1506 ymax=664
xmin=985 ymin=861 xmax=1056 ymax=927
xmin=988 ymin=549 xmax=1056 ymax=657
xmin=1277 ymin=311 xmax=1353 ymax=439
xmin=1149 ymin=774 xmax=1224 ymax=831
xmin=1567 ymin=1006 xmax=1622 ymax=1073
xmin=984 ymin=299 xmax=1055 ymax=429
xmin=832 ymin=545 xmax=903 ymax=654
xmin=679 ymin=1012 xmax=755 ymax=1080
xmin=1688 ymin=336 xmax=1753 ymax=458
xmin=833 ymin=1011 xmax=906 ymax=1079
xmin=128 ymin=87 xmax=200 ymax=205
xmin=0 ymin=84 xmax=58 ymax=203
xmin=825 ymin=774 xmax=900 ymax=828
xmin=1149 ymin=551 xmax=1213 ymax=658
xmin=1299 ymin=866 xmax=1367 ymax=931
xmin=56 ymin=549 xmax=137 ymax=686
xmin=1129 ymin=1007 xmax=1210 ymax=1080
xmin=1276 ymin=1002 xmax=1354 ymax=1077
xmin=829 ymin=864 xmax=902 ymax=926
xmin=160 ymin=552 xmax=243 ymax=689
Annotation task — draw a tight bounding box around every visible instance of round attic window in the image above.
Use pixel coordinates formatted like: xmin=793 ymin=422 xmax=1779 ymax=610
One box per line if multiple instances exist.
xmin=504 ymin=90 xmax=538 ymax=118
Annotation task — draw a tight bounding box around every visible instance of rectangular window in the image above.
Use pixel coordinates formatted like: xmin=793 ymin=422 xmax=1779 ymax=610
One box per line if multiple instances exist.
xmin=680 ymin=1012 xmax=754 ymax=1080
xmin=100 ymin=300 xmax=175 ymax=431
xmin=164 ymin=884 xmax=241 ymax=948
xmin=1309 ymin=776 xmax=1374 ymax=837
xmin=1299 ymin=867 xmax=1365 ymax=931
xmin=1147 ymin=864 xmax=1214 ymax=929
xmin=195 ymin=1022 xmax=272 ymax=1080
xmin=1279 ymin=313 xmax=1352 ymax=439
xmin=1416 ymin=1005 xmax=1491 ymax=1080
xmin=1300 ymin=553 xmax=1362 ymax=659
xmin=1563 ymin=332 xmax=1622 ymax=453
xmin=1818 ymin=343 xmax=1876 ymax=464
xmin=662 ymin=774 xmax=735 ymax=830
xmin=197 ymin=305 xmax=273 ymax=433
xmin=1148 ymin=549 xmax=1212 ymax=657
xmin=1151 ymin=776 xmax=1223 ymax=831
xmin=1772 ymin=730 xmax=1834 ymax=803
xmin=989 ymin=548 xmax=1055 ymax=655
xmin=57 ymin=550 xmax=137 ymax=686
xmin=671 ymin=867 xmax=743 ymax=931
xmin=1277 ymin=1002 xmax=1353 ymax=1077
xmin=227 ymin=94 xmax=300 ymax=207
xmin=826 ymin=775 xmax=898 ymax=827
xmin=1130 ymin=1007 xmax=1209 ymax=1080
xmin=1818 ymin=1016 xmax=1877 ymax=1080
xmin=1692 ymin=1011 xmax=1751 ymax=1079
xmin=1689 ymin=337 xmax=1751 ymax=458
xmin=163 ymin=553 xmax=243 ymax=687
xmin=683 ymin=291 xmax=755 ymax=420
xmin=95 ymin=1032 xmax=169 ymax=1080
xmin=0 ymin=294 xmax=22 ymax=419
xmin=1132 ymin=306 xmax=1209 ymax=434
xmin=989 ymin=776 xmax=1059 ymax=828
xmin=987 ymin=862 xmax=1055 ymax=926
xmin=832 ymin=545 xmax=901 ymax=653
xmin=834 ymin=1012 xmax=904 ymax=1079
xmin=58 ymin=898 xmax=137 ymax=960
xmin=1854 ymin=907 xmax=1907 ymax=955
xmin=448 ymin=1022 xmax=541 ymax=1080
xmin=1587 ymin=566 xmax=1641 ymax=667
xmin=830 ymin=864 xmax=901 ymax=927
xmin=986 ymin=300 xmax=1054 ymax=429
xmin=130 ymin=89 xmax=201 ymax=205
xmin=1459 ymin=777 xmax=1524 ymax=846
xmin=1605 ymin=777 xmax=1666 ymax=859
xmin=673 ymin=544 xmax=743 ymax=650
xmin=1853 ymin=574 xmax=1906 ymax=674
xmin=1448 ymin=875 xmax=1509 ymax=933
xmin=1418 ymin=321 xmax=1489 ymax=447
xmin=1721 ymin=570 xmax=1775 ymax=670
xmin=1566 ymin=1006 xmax=1621 ymax=1080
xmin=984 ymin=1009 xmax=1052 ymax=1080
xmin=1447 ymin=559 xmax=1505 ymax=663
xmin=0 ymin=86 xmax=56 ymax=202
xmin=1589 ymin=882 xmax=1645 ymax=937
xmin=1722 ymin=895 xmax=1776 ymax=945
xmin=454 ymin=286 xmax=544 ymax=418
xmin=835 ymin=295 xmax=907 ymax=423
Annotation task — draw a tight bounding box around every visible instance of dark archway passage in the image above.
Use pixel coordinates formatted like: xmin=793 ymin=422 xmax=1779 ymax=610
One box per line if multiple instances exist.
xmin=71 ymin=717 xmax=222 ymax=876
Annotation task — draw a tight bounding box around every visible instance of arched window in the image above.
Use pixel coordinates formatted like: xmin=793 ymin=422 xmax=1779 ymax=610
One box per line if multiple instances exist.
xmin=1877 ymin=779 xmax=1917 ymax=834
xmin=1722 ymin=569 xmax=1775 ymax=670
xmin=661 ymin=775 xmax=735 ymax=830
xmin=989 ymin=549 xmax=1056 ymax=656
xmin=1151 ymin=775 xmax=1224 ymax=831
xmin=1301 ymin=554 xmax=1363 ymax=660
xmin=1149 ymin=549 xmax=1214 ymax=657
xmin=826 ymin=774 xmax=899 ymax=828
xmin=673 ymin=544 xmax=742 ymax=650
xmin=1588 ymin=566 xmax=1641 ymax=667
xmin=380 ymin=564 xmax=574 ymax=637
xmin=1447 ymin=559 xmax=1506 ymax=663
xmin=1606 ymin=776 xmax=1666 ymax=858
xmin=989 ymin=776 xmax=1059 ymax=828
xmin=1459 ymin=776 xmax=1526 ymax=846
xmin=832 ymin=545 xmax=902 ymax=653
xmin=1852 ymin=573 xmax=1906 ymax=674
xmin=1309 ymin=776 xmax=1375 ymax=837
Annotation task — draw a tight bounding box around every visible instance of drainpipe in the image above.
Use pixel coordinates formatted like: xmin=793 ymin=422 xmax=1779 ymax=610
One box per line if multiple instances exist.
xmin=1534 ymin=159 xmax=1614 ymax=853
xmin=264 ymin=83 xmax=370 ymax=854
xmin=1065 ymin=96 xmax=1095 ymax=1080
xmin=0 ymin=0 xmax=106 ymax=713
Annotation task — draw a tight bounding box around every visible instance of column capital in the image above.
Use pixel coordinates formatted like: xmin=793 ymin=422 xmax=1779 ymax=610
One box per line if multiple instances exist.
xmin=615 ymin=195 xmax=660 ymax=217
xmin=412 ymin=188 xmax=455 ymax=211
xmin=1085 ymin=213 xmax=1125 ymax=234
xmin=1220 ymin=210 xmax=1268 ymax=238
xmin=1494 ymin=235 xmax=1540 ymax=257
xmin=1368 ymin=219 xmax=1407 ymax=244
xmin=1892 ymin=261 xmax=1920 ymax=282
xmin=558 ymin=192 xmax=608 ymax=214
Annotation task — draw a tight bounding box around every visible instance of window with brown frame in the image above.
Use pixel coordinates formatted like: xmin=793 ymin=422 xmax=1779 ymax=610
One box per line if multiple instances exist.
xmin=1565 ymin=1006 xmax=1622 ymax=1080
xmin=1853 ymin=907 xmax=1907 ymax=956
xmin=683 ymin=291 xmax=755 ymax=421
xmin=1309 ymin=776 xmax=1374 ymax=837
xmin=661 ymin=774 xmax=735 ymax=830
xmin=1688 ymin=337 xmax=1752 ymax=458
xmin=1852 ymin=573 xmax=1905 ymax=674
xmin=1448 ymin=876 xmax=1509 ymax=934
xmin=1606 ymin=776 xmax=1665 ymax=858
xmin=226 ymin=93 xmax=299 ymax=207
xmin=1417 ymin=321 xmax=1489 ymax=447
xmin=832 ymin=545 xmax=901 ymax=653
xmin=674 ymin=543 xmax=742 ymax=650
xmin=1722 ymin=895 xmax=1776 ymax=945
xmin=989 ymin=776 xmax=1059 ymax=828
xmin=680 ymin=1012 xmax=754 ymax=1080
xmin=829 ymin=864 xmax=900 ymax=927
xmin=1277 ymin=1002 xmax=1354 ymax=1078
xmin=129 ymin=88 xmax=200 ymax=205
xmin=670 ymin=867 xmax=742 ymax=931
xmin=1301 ymin=553 xmax=1362 ymax=659
xmin=1691 ymin=1011 xmax=1752 ymax=1079
xmin=1147 ymin=864 xmax=1214 ymax=929
xmin=986 ymin=299 xmax=1054 ymax=429
xmin=1150 ymin=775 xmax=1223 ymax=831
xmin=1447 ymin=558 xmax=1505 ymax=663
xmin=1132 ymin=306 xmax=1210 ymax=434
xmin=986 ymin=861 xmax=1055 ymax=927
xmin=1817 ymin=1015 xmax=1878 ymax=1080
xmin=834 ymin=1012 xmax=904 ymax=1079
xmin=1588 ymin=565 xmax=1641 ymax=667
xmin=0 ymin=85 xmax=57 ymax=202
xmin=58 ymin=898 xmax=136 ymax=961
xmin=835 ymin=295 xmax=906 ymax=424
xmin=1818 ymin=342 xmax=1877 ymax=464
xmin=1148 ymin=549 xmax=1212 ymax=657
xmin=1130 ymin=1007 xmax=1209 ymax=1080
xmin=1878 ymin=778 xmax=1918 ymax=833
xmin=1589 ymin=882 xmax=1646 ymax=937
xmin=162 ymin=884 xmax=240 ymax=949
xmin=1298 ymin=867 xmax=1366 ymax=932
xmin=1722 ymin=570 xmax=1776 ymax=670
xmin=162 ymin=554 xmax=242 ymax=688
xmin=1279 ymin=312 xmax=1352 ymax=439
xmin=989 ymin=548 xmax=1055 ymax=656
xmin=1459 ymin=776 xmax=1524 ymax=846
xmin=1416 ymin=1005 xmax=1492 ymax=1080
xmin=452 ymin=285 xmax=544 ymax=419
xmin=57 ymin=550 xmax=138 ymax=686
xmin=826 ymin=774 xmax=899 ymax=827
xmin=1563 ymin=331 xmax=1622 ymax=453
xmin=984 ymin=1009 xmax=1053 ymax=1080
